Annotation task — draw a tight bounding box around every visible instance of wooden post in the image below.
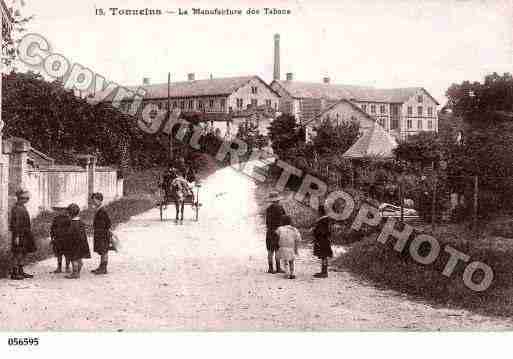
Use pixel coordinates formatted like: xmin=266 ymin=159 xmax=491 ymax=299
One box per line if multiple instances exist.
xmin=473 ymin=175 xmax=478 ymax=233
xmin=431 ymin=176 xmax=437 ymax=232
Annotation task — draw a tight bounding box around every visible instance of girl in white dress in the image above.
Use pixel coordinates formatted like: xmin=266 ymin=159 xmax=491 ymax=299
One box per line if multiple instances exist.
xmin=276 ymin=215 xmax=301 ymax=279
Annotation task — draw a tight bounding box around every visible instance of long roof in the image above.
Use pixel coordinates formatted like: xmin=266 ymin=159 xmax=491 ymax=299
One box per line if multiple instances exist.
xmin=342 ymin=123 xmax=398 ymax=159
xmin=94 ymin=75 xmax=278 ymax=102
xmin=273 ymin=80 xmax=439 ymax=105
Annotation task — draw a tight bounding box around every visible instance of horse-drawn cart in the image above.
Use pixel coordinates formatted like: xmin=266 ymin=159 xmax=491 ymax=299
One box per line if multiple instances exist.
xmin=158 ymin=180 xmax=202 ymax=222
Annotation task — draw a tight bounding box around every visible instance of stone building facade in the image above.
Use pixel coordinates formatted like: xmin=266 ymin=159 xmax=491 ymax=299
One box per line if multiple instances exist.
xmin=271 ymin=74 xmax=439 ymax=141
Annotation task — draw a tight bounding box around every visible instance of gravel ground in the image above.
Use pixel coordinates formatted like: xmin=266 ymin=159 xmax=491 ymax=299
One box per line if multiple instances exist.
xmin=1 ymin=165 xmax=512 ymax=331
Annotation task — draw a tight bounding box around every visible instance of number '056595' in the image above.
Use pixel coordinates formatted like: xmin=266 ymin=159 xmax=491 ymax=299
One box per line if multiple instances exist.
xmin=7 ymin=337 xmax=39 ymax=346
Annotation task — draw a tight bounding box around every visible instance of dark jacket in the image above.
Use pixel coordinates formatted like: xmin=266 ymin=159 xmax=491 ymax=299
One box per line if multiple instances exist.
xmin=265 ymin=202 xmax=285 ymax=231
xmin=10 ymin=203 xmax=36 ymax=254
xmin=50 ymin=214 xmax=71 ymax=255
xmin=313 ymin=215 xmax=333 ymax=258
xmin=66 ymin=219 xmax=91 ymax=261
xmin=93 ymin=207 xmax=111 ymax=255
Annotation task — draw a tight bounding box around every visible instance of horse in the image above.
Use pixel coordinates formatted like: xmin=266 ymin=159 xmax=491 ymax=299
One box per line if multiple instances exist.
xmin=169 ymin=176 xmax=193 ymax=223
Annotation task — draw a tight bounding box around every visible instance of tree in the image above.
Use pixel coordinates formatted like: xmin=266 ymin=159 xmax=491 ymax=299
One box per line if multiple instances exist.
xmin=2 ymin=1 xmax=33 ymax=69
xmin=310 ymin=118 xmax=360 ymax=156
xmin=235 ymin=119 xmax=267 ymax=151
xmin=268 ymin=114 xmax=304 ymax=159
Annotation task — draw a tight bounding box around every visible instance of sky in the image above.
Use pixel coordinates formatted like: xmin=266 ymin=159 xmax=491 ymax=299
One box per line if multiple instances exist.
xmin=11 ymin=0 xmax=513 ymax=105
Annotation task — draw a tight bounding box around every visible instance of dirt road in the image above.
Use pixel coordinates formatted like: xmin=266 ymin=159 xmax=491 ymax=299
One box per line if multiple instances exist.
xmin=1 ymin=165 xmax=512 ymax=330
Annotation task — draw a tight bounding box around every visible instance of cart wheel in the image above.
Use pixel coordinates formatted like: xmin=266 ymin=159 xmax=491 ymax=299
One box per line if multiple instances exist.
xmin=160 ymin=202 xmax=164 ymax=221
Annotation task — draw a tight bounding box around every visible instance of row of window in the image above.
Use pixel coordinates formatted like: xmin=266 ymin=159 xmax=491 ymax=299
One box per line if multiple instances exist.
xmin=361 ymin=103 xmax=402 ymax=116
xmin=407 ymin=106 xmax=434 ymax=116
xmin=406 ymin=119 xmax=434 ymax=130
xmin=378 ymin=118 xmax=434 ymax=130
xmin=360 ymin=103 xmax=434 ymax=117
xmin=237 ymin=98 xmax=275 ymax=109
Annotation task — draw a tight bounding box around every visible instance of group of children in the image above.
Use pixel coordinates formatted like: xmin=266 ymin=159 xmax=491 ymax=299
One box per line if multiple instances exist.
xmin=266 ymin=191 xmax=333 ymax=280
xmin=49 ymin=192 xmax=113 ymax=279
xmin=10 ymin=190 xmax=112 ymax=280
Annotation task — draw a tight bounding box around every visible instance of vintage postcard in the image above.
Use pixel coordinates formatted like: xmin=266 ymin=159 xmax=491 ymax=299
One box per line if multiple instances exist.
xmin=1 ymin=0 xmax=513 ymax=345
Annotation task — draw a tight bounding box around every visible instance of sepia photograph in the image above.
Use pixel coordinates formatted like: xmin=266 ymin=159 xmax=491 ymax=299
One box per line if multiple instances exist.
xmin=1 ymin=0 xmax=513 ymax=350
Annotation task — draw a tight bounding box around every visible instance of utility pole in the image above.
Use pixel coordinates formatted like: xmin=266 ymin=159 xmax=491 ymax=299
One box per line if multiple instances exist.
xmin=431 ymin=176 xmax=437 ymax=232
xmin=473 ymin=175 xmax=479 ymax=234
xmin=168 ymin=72 xmax=173 ymax=164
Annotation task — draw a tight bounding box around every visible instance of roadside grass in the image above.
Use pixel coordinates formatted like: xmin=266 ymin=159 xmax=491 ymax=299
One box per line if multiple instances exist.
xmin=256 ymin=168 xmax=513 ymax=318
xmin=0 ymin=153 xmax=220 ymax=278
xmin=334 ymin=222 xmax=513 ymax=318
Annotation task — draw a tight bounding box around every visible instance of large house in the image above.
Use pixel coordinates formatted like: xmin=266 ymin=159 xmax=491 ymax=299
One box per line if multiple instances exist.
xmin=96 ymin=75 xmax=280 ymax=137
xmin=271 ymin=73 xmax=439 ymax=141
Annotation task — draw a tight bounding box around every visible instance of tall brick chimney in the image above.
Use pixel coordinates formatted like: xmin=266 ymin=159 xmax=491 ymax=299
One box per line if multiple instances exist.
xmin=187 ymin=73 xmax=195 ymax=81
xmin=286 ymin=72 xmax=293 ymax=81
xmin=273 ymin=34 xmax=280 ymax=81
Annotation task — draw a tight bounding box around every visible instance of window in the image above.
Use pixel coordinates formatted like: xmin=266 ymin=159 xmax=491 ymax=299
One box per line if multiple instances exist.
xmin=371 ymin=104 xmax=376 ymax=114
xmin=157 ymin=102 xmax=163 ymax=110
xmin=197 ymin=101 xmax=204 ymax=110
xmin=391 ymin=119 xmax=399 ymax=129
xmin=417 ymin=106 xmax=423 ymax=116
xmin=173 ymin=101 xmax=177 ymax=108
xmin=209 ymin=99 xmax=214 ymax=108
xmin=236 ymin=98 xmax=243 ymax=109
xmin=274 ymin=102 xmax=278 ymax=110
xmin=407 ymin=106 xmax=412 ymax=115
xmin=407 ymin=119 xmax=412 ymax=129
xmin=428 ymin=120 xmax=433 ymax=129
xmin=380 ymin=104 xmax=386 ymax=114
xmin=188 ymin=100 xmax=194 ymax=109
xmin=251 ymin=99 xmax=258 ymax=107
xmin=417 ymin=119 xmax=423 ymax=129
xmin=180 ymin=101 xmax=185 ymax=109
xmin=379 ymin=118 xmax=385 ymax=127
xmin=417 ymin=95 xmax=423 ymax=103
xmin=265 ymin=99 xmax=272 ymax=108
xmin=220 ymin=99 xmax=226 ymax=110
xmin=392 ymin=106 xmax=399 ymax=116
xmin=251 ymin=86 xmax=258 ymax=94
xmin=361 ymin=104 xmax=367 ymax=112
xmin=428 ymin=107 xmax=433 ymax=116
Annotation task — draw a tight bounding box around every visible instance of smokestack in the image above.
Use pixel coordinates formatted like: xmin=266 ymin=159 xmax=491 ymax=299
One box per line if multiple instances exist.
xmin=143 ymin=77 xmax=150 ymax=85
xmin=187 ymin=73 xmax=195 ymax=81
xmin=286 ymin=72 xmax=293 ymax=81
xmin=323 ymin=77 xmax=330 ymax=84
xmin=273 ymin=34 xmax=280 ymax=81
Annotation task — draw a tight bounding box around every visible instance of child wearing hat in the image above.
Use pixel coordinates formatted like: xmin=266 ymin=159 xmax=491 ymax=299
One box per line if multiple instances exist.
xmin=50 ymin=207 xmax=71 ymax=273
xmin=312 ymin=204 xmax=333 ymax=278
xmin=91 ymin=192 xmax=112 ymax=275
xmin=64 ymin=203 xmax=91 ymax=279
xmin=10 ymin=189 xmax=36 ymax=280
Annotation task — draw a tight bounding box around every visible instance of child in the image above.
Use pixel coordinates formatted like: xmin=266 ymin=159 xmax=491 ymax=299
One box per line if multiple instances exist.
xmin=50 ymin=207 xmax=71 ymax=273
xmin=265 ymin=191 xmax=286 ymax=274
xmin=312 ymin=204 xmax=333 ymax=278
xmin=91 ymin=192 xmax=112 ymax=274
xmin=276 ymin=215 xmax=301 ymax=279
xmin=64 ymin=203 xmax=91 ymax=279
xmin=9 ymin=189 xmax=36 ymax=280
